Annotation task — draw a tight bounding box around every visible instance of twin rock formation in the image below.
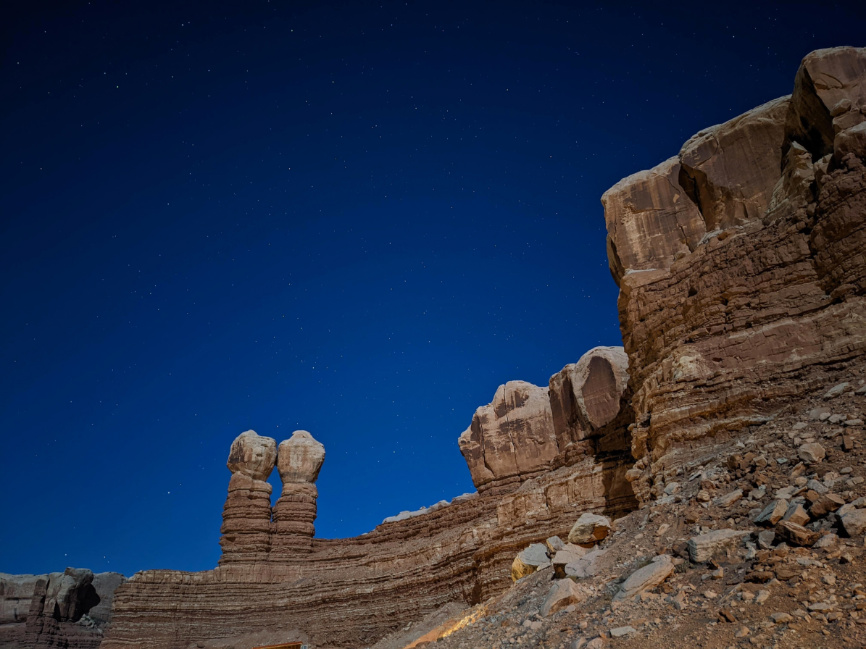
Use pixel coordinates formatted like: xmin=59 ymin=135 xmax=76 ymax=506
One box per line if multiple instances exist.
xmin=221 ymin=429 xmax=325 ymax=561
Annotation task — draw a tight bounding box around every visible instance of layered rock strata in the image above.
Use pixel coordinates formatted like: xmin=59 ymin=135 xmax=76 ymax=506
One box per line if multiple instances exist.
xmin=102 ymin=450 xmax=636 ymax=649
xmin=0 ymin=568 xmax=126 ymax=649
xmin=271 ymin=430 xmax=325 ymax=556
xmin=103 ymin=349 xmax=636 ymax=649
xmin=602 ymin=46 xmax=866 ymax=502
xmin=219 ymin=430 xmax=277 ymax=563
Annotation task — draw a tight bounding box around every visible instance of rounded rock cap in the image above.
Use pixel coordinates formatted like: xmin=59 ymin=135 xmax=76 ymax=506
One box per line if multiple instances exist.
xmin=278 ymin=430 xmax=325 ymax=484
xmin=226 ymin=430 xmax=277 ymax=481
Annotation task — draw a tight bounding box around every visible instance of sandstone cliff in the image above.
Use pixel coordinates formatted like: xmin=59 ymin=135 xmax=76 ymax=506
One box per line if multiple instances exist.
xmin=602 ymin=46 xmax=866 ymax=502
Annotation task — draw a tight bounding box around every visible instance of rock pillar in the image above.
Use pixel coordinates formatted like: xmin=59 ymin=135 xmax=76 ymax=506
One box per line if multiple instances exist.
xmin=219 ymin=430 xmax=277 ymax=564
xmin=272 ymin=430 xmax=325 ymax=556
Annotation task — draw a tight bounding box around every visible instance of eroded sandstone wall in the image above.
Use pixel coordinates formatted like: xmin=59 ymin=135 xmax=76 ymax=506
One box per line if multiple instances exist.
xmin=101 ymin=348 xmax=636 ymax=649
xmin=602 ymin=46 xmax=866 ymax=502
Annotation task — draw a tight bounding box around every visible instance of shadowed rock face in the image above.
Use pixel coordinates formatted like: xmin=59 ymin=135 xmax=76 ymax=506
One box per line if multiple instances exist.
xmin=602 ymin=46 xmax=866 ymax=502
xmin=0 ymin=569 xmax=126 ymax=649
xmin=549 ymin=348 xmax=629 ymax=437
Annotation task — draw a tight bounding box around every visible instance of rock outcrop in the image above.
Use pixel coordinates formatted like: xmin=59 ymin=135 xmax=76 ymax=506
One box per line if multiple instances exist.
xmin=548 ymin=346 xmax=632 ymax=464
xmin=602 ymin=46 xmax=866 ymax=502
xmin=271 ymin=430 xmax=326 ymax=556
xmin=459 ymin=347 xmax=633 ymax=494
xmin=458 ymin=381 xmax=557 ymax=493
xmin=0 ymin=569 xmax=126 ymax=649
xmin=220 ymin=430 xmax=278 ymax=563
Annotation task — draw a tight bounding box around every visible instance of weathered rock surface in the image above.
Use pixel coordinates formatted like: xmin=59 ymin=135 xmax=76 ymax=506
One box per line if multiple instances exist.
xmin=602 ymin=46 xmax=866 ymax=502
xmin=272 ymin=430 xmax=325 ymax=556
xmin=539 ymin=578 xmax=588 ymax=616
xmin=220 ymin=430 xmax=277 ymax=563
xmin=567 ymin=513 xmax=612 ymax=545
xmin=613 ymin=554 xmax=674 ymax=602
xmin=458 ymin=381 xmax=557 ymax=493
xmin=548 ymin=346 xmax=633 ymax=465
xmin=687 ymin=529 xmax=749 ymax=563
xmin=511 ymin=543 xmax=550 ymax=581
xmin=459 ymin=347 xmax=635 ymax=495
xmin=0 ymin=569 xmax=125 ymax=649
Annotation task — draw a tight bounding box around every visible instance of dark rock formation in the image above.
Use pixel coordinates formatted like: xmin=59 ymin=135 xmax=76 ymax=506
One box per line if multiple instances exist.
xmin=602 ymin=46 xmax=866 ymax=502
xmin=0 ymin=569 xmax=126 ymax=649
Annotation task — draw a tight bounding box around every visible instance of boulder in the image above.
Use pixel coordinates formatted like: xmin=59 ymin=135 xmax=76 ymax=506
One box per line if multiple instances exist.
xmin=613 ymin=554 xmax=675 ymax=601
xmin=226 ymin=430 xmax=277 ymax=480
xmin=564 ymin=549 xmax=606 ymax=580
xmin=540 ymin=579 xmax=589 ymax=616
xmin=840 ymin=509 xmax=866 ymax=537
xmin=277 ymin=430 xmax=325 ymax=484
xmin=798 ymin=443 xmax=826 ymax=464
xmin=754 ymin=499 xmax=789 ymax=526
xmin=775 ymin=521 xmax=821 ymax=547
xmin=687 ymin=529 xmax=749 ymax=563
xmin=568 ymin=513 xmax=612 ymax=545
xmin=551 ymin=545 xmax=587 ymax=578
xmin=511 ymin=543 xmax=550 ymax=582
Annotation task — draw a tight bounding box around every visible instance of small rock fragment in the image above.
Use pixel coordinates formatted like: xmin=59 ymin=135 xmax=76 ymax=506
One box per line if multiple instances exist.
xmin=798 ymin=442 xmax=826 ymax=464
xmin=687 ymin=529 xmax=749 ymax=563
xmin=754 ymin=499 xmax=788 ymax=526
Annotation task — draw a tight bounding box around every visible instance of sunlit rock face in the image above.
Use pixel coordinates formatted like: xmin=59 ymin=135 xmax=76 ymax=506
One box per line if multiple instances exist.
xmin=220 ymin=430 xmax=277 ymax=563
xmin=272 ymin=430 xmax=326 ymax=556
xmin=603 ymin=46 xmax=866 ymax=502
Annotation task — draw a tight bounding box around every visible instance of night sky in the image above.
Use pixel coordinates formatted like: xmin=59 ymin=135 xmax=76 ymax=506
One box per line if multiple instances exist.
xmin=2 ymin=2 xmax=863 ymax=577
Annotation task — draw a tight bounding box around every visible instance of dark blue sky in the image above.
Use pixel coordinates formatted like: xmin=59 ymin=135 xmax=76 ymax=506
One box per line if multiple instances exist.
xmin=1 ymin=1 xmax=863 ymax=577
